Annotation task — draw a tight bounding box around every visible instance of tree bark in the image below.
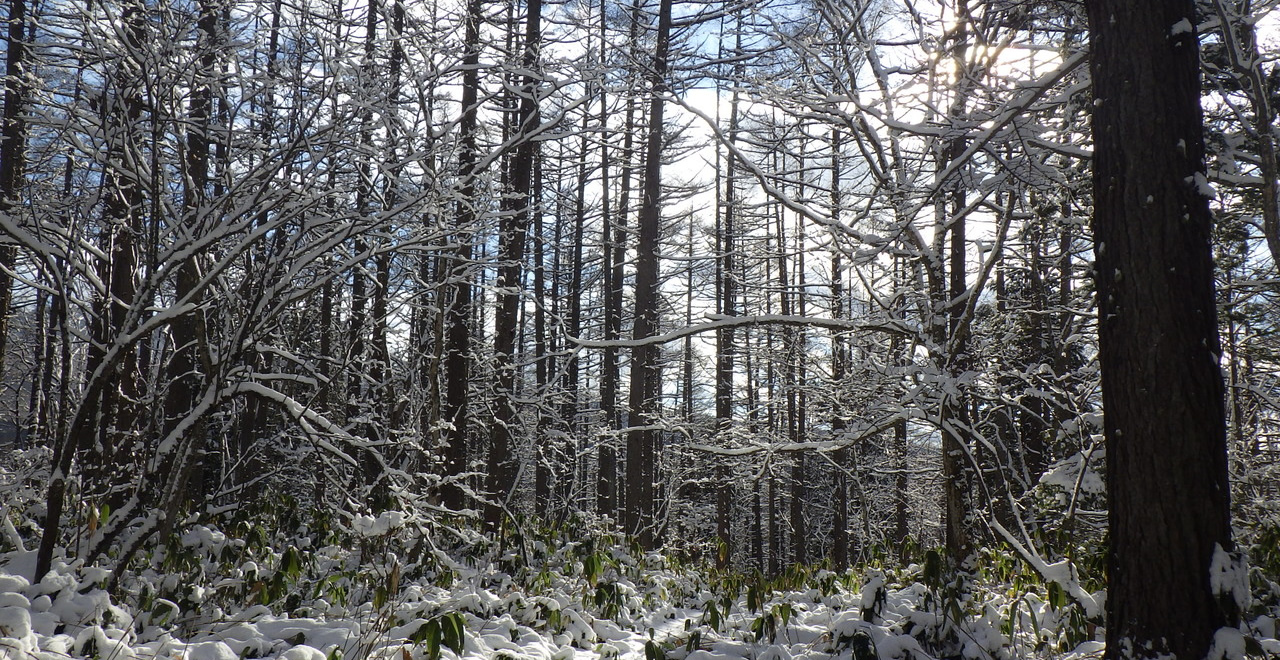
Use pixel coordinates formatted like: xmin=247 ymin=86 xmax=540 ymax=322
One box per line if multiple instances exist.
xmin=557 ymin=108 xmax=588 ymax=516
xmin=486 ymin=0 xmax=540 ymax=528
xmin=940 ymin=13 xmax=975 ymax=562
xmin=829 ymin=130 xmax=849 ymax=569
xmin=597 ymin=0 xmax=637 ymax=521
xmin=158 ymin=0 xmax=220 ymax=524
xmin=1086 ymin=0 xmax=1239 ymax=656
xmin=625 ymin=0 xmax=671 ymax=549
xmin=0 ymin=0 xmax=30 ymax=391
xmin=714 ymin=45 xmax=741 ymax=566
xmin=441 ymin=0 xmax=483 ymax=512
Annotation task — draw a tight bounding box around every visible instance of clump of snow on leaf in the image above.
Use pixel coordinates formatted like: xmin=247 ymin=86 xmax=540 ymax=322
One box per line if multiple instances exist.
xmin=1038 ymin=449 xmax=1105 ymax=499
xmin=1210 ymin=544 xmax=1251 ymax=613
xmin=351 ymin=511 xmax=407 ymax=537
xmin=1208 ymin=626 xmax=1246 ymax=660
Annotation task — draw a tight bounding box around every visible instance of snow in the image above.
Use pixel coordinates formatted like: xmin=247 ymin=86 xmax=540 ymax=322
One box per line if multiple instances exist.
xmin=0 ymin=592 xmax=29 ymax=608
xmin=0 ymin=576 xmax=28 ymax=593
xmin=1038 ymin=451 xmax=1104 ymax=498
xmin=185 ymin=640 xmax=241 ymax=660
xmin=0 ymin=508 xmax=1277 ymax=660
xmin=0 ymin=545 xmax=1005 ymax=660
xmin=75 ymin=625 xmax=137 ymax=660
xmin=1255 ymin=615 xmax=1276 ymax=639
xmin=277 ymin=644 xmax=328 ymax=660
xmin=859 ymin=572 xmax=886 ymax=623
xmin=1064 ymin=640 xmax=1104 ymax=658
xmin=352 ymin=512 xmax=408 ymax=537
xmin=1186 ymin=172 xmax=1218 ymax=198
xmin=1209 ymin=544 xmax=1251 ymax=613
xmin=0 ymin=604 xmax=37 ymax=657
xmin=1208 ymin=627 xmax=1245 ymax=660
xmin=1171 ymin=18 xmax=1194 ymax=35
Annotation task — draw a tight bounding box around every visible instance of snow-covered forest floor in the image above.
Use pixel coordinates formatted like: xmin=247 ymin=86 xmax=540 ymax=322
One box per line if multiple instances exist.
xmin=3 ymin=453 xmax=1280 ymax=660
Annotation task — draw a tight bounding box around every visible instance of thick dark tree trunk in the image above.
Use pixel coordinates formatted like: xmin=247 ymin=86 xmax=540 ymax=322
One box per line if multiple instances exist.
xmin=351 ymin=15 xmax=374 ymax=494
xmin=890 ymin=259 xmax=910 ymax=547
xmin=366 ymin=0 xmax=406 ymax=507
xmin=1086 ymin=0 xmax=1239 ymax=657
xmin=784 ymin=207 xmax=807 ymax=566
xmin=746 ymin=350 xmax=764 ymax=571
xmin=893 ymin=417 xmax=909 ymax=545
xmin=533 ymin=161 xmax=550 ymax=509
xmin=830 ymin=251 xmax=848 ymax=568
xmin=84 ymin=0 xmax=150 ymax=518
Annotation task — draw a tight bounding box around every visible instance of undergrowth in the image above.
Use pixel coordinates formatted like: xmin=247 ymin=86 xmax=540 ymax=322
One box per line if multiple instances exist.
xmin=2 ymin=471 xmax=1279 ymax=659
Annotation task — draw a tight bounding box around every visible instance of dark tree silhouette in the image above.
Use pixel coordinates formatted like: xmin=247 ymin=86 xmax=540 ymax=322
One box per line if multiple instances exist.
xmin=441 ymin=0 xmax=483 ymax=512
xmin=1086 ymin=0 xmax=1240 ymax=657
xmin=0 ymin=0 xmax=29 ymax=390
xmin=626 ymin=0 xmax=672 ymax=549
xmin=487 ymin=0 xmax=541 ymax=528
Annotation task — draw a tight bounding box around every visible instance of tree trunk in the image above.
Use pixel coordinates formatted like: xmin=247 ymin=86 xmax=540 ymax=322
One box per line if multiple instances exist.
xmin=158 ymin=0 xmax=219 ymax=524
xmin=86 ymin=0 xmax=148 ymax=514
xmin=532 ymin=157 xmax=550 ymax=509
xmin=714 ymin=48 xmax=741 ymax=566
xmin=1086 ymin=0 xmax=1239 ymax=656
xmin=0 ymin=0 xmax=30 ymax=391
xmin=828 ymin=127 xmax=852 ymax=569
xmin=38 ymin=1 xmax=148 ymax=574
xmin=941 ymin=38 xmax=973 ymax=565
xmin=597 ymin=0 xmax=636 ymax=521
xmin=441 ymin=0 xmax=483 ymax=512
xmin=1207 ymin=0 xmax=1280 ymax=269
xmin=625 ymin=0 xmax=671 ymax=548
xmin=486 ymin=0 xmax=540 ymax=528
xmin=558 ymin=111 xmax=588 ymax=516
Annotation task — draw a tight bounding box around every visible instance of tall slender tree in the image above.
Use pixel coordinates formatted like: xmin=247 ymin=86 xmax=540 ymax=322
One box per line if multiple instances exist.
xmin=0 ymin=0 xmax=30 ymax=389
xmin=487 ymin=0 xmax=542 ymax=527
xmin=626 ymin=0 xmax=673 ymax=548
xmin=713 ymin=28 xmax=742 ymax=565
xmin=441 ymin=0 xmax=484 ymax=512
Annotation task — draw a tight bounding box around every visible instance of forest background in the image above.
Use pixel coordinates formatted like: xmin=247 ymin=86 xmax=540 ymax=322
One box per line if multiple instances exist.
xmin=1 ymin=0 xmax=1280 ymax=658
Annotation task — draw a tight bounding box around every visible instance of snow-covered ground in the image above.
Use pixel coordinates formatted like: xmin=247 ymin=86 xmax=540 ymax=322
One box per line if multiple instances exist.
xmin=4 ymin=510 xmax=1277 ymax=660
xmin=0 ymin=470 xmax=1277 ymax=660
